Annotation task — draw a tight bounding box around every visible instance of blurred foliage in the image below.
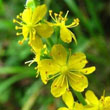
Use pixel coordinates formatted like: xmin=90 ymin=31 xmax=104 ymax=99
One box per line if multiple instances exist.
xmin=0 ymin=0 xmax=110 ymax=110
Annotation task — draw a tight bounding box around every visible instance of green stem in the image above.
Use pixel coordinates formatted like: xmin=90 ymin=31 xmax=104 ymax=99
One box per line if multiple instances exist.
xmin=74 ymin=91 xmax=87 ymax=105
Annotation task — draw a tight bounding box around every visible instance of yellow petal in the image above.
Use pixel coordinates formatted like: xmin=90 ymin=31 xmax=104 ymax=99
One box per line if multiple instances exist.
xmin=29 ymin=35 xmax=43 ymax=53
xmin=84 ymin=106 xmax=98 ymax=110
xmin=80 ymin=66 xmax=96 ymax=75
xmin=22 ymin=25 xmax=29 ymax=40
xmin=104 ymin=96 xmax=110 ymax=110
xmin=22 ymin=8 xmax=32 ymax=24
xmin=68 ymin=52 xmax=88 ymax=70
xmin=36 ymin=23 xmax=54 ymax=38
xmin=58 ymin=107 xmax=69 ymax=110
xmin=32 ymin=4 xmax=47 ymax=24
xmin=46 ymin=20 xmax=55 ymax=27
xmin=60 ymin=25 xmax=72 ymax=43
xmin=74 ymin=102 xmax=84 ymax=110
xmin=40 ymin=71 xmax=48 ymax=84
xmin=62 ymin=90 xmax=74 ymax=108
xmin=85 ymin=90 xmax=99 ymax=105
xmin=39 ymin=59 xmax=60 ymax=76
xmin=70 ymin=30 xmax=77 ymax=44
xmin=51 ymin=44 xmax=67 ymax=66
xmin=68 ymin=72 xmax=88 ymax=92
xmin=51 ymin=75 xmax=68 ymax=97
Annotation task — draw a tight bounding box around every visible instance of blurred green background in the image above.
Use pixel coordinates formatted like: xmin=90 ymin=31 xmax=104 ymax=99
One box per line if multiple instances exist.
xmin=0 ymin=0 xmax=110 ymax=110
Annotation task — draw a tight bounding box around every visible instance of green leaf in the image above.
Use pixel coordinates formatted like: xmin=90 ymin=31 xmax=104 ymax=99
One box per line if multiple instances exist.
xmin=21 ymin=79 xmax=43 ymax=110
xmin=0 ymin=73 xmax=35 ymax=95
xmin=0 ymin=66 xmax=36 ymax=75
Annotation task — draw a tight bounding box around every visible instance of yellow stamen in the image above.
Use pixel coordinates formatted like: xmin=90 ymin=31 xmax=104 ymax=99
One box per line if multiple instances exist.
xmin=66 ymin=18 xmax=79 ymax=28
xmin=16 ymin=32 xmax=22 ymax=36
xmin=47 ymin=73 xmax=61 ymax=80
xmin=25 ymin=59 xmax=35 ymax=66
xmin=13 ymin=19 xmax=23 ymax=26
xmin=64 ymin=10 xmax=69 ymax=20
xmin=15 ymin=26 xmax=22 ymax=30
xmin=59 ymin=11 xmax=63 ymax=16
xmin=49 ymin=10 xmax=56 ymax=22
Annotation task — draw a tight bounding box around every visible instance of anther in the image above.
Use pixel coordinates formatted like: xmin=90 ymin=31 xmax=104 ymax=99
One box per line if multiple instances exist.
xmin=15 ymin=26 xmax=22 ymax=30
xmin=18 ymin=41 xmax=23 ymax=45
xmin=54 ymin=13 xmax=58 ymax=17
xmin=49 ymin=10 xmax=52 ymax=14
xmin=16 ymin=15 xmax=20 ymax=19
xmin=13 ymin=19 xmax=16 ymax=23
xmin=20 ymin=13 xmax=22 ymax=16
xmin=59 ymin=11 xmax=63 ymax=15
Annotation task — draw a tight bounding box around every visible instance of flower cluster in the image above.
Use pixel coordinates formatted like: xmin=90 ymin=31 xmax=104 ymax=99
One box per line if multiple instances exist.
xmin=13 ymin=2 xmax=110 ymax=110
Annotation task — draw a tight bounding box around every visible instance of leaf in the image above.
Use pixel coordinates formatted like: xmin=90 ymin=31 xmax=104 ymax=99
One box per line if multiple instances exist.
xmin=21 ymin=80 xmax=43 ymax=110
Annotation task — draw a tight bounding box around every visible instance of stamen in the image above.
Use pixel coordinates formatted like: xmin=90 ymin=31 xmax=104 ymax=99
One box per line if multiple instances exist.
xmin=54 ymin=13 xmax=58 ymax=22
xmin=20 ymin=13 xmax=22 ymax=16
xmin=59 ymin=11 xmax=63 ymax=16
xmin=47 ymin=73 xmax=60 ymax=80
xmin=66 ymin=18 xmax=80 ymax=28
xmin=13 ymin=19 xmax=16 ymax=23
xmin=13 ymin=19 xmax=23 ymax=26
xmin=36 ymin=72 xmax=40 ymax=78
xmin=64 ymin=10 xmax=69 ymax=20
xmin=15 ymin=26 xmax=22 ymax=30
xmin=16 ymin=15 xmax=22 ymax=21
xmin=49 ymin=10 xmax=56 ymax=22
xmin=25 ymin=59 xmax=35 ymax=66
xmin=49 ymin=10 xmax=52 ymax=14
xmin=16 ymin=32 xmax=22 ymax=36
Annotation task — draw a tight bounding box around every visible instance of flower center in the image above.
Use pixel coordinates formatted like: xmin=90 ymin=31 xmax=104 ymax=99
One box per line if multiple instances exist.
xmin=61 ymin=65 xmax=68 ymax=74
xmin=27 ymin=23 xmax=33 ymax=29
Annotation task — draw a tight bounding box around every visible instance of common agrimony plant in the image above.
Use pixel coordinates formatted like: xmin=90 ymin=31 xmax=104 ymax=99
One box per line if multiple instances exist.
xmin=13 ymin=0 xmax=110 ymax=110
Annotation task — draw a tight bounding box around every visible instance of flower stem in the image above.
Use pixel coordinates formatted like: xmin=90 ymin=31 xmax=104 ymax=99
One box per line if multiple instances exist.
xmin=74 ymin=91 xmax=87 ymax=105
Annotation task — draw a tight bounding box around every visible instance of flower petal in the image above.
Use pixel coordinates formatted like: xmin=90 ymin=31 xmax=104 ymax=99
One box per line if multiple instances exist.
xmin=80 ymin=66 xmax=96 ymax=75
xmin=85 ymin=90 xmax=99 ymax=105
xmin=32 ymin=4 xmax=47 ymax=24
xmin=40 ymin=71 xmax=48 ymax=84
xmin=68 ymin=72 xmax=88 ymax=92
xmin=36 ymin=23 xmax=54 ymax=38
xmin=22 ymin=8 xmax=32 ymax=24
xmin=51 ymin=44 xmax=67 ymax=66
xmin=68 ymin=52 xmax=88 ymax=70
xmin=39 ymin=59 xmax=60 ymax=76
xmin=22 ymin=25 xmax=29 ymax=40
xmin=104 ymin=97 xmax=110 ymax=110
xmin=58 ymin=107 xmax=69 ymax=110
xmin=70 ymin=30 xmax=77 ymax=44
xmin=62 ymin=90 xmax=74 ymax=108
xmin=51 ymin=75 xmax=68 ymax=97
xmin=29 ymin=35 xmax=43 ymax=53
xmin=74 ymin=102 xmax=84 ymax=110
xmin=60 ymin=25 xmax=72 ymax=43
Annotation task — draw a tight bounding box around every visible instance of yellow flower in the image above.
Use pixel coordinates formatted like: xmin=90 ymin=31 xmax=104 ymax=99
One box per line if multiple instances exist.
xmin=39 ymin=44 xmax=95 ymax=97
xmin=58 ymin=90 xmax=84 ymax=110
xmin=13 ymin=4 xmax=53 ymax=45
xmin=85 ymin=90 xmax=110 ymax=110
xmin=48 ymin=10 xmax=79 ymax=43
xmin=25 ymin=35 xmax=49 ymax=84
